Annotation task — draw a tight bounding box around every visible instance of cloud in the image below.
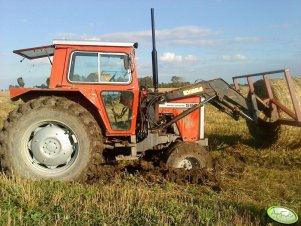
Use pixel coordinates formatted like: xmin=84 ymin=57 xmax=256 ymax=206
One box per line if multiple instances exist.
xmin=55 ymin=25 xmax=221 ymax=48
xmin=184 ymin=55 xmax=198 ymax=62
xmin=29 ymin=57 xmax=53 ymax=65
xmin=156 ymin=26 xmax=215 ymax=39
xmin=57 ymin=33 xmax=101 ymax=41
xmin=222 ymin=54 xmax=247 ymax=61
xmin=160 ymin=52 xmax=183 ymax=62
xmin=267 ymin=23 xmax=293 ymax=30
xmin=233 ymin=36 xmax=261 ymax=43
xmin=160 ymin=52 xmax=198 ymax=63
xmin=0 ymin=51 xmax=10 ymax=57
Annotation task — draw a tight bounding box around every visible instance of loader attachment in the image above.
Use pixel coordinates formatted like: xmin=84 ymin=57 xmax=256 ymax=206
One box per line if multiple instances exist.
xmin=232 ymin=69 xmax=301 ymax=127
xmin=155 ymin=68 xmax=301 ymax=131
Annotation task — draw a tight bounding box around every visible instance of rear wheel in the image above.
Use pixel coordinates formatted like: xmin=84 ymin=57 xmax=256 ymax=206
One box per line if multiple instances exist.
xmin=166 ymin=143 xmax=212 ymax=170
xmin=0 ymin=96 xmax=104 ymax=181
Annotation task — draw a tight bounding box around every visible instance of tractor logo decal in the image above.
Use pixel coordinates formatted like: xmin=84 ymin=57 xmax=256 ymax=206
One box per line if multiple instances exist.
xmin=183 ymin=87 xmax=203 ymax=96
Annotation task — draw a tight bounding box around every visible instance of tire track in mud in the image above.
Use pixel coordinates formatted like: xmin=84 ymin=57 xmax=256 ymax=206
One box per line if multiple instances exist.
xmin=85 ymin=158 xmax=222 ymax=191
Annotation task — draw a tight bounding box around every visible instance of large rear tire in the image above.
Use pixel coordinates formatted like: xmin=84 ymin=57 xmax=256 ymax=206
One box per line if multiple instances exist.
xmin=0 ymin=96 xmax=104 ymax=181
xmin=166 ymin=143 xmax=212 ymax=170
xmin=247 ymin=78 xmax=301 ymax=148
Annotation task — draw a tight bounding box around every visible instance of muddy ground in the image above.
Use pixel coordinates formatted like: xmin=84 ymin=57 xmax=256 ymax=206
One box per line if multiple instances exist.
xmin=86 ymin=150 xmax=224 ymax=191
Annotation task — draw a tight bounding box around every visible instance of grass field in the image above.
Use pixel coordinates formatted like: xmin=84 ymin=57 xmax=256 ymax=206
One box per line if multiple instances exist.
xmin=0 ymin=91 xmax=300 ymax=225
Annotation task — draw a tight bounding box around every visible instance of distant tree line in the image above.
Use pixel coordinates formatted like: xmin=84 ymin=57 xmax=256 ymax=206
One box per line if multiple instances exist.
xmin=138 ymin=75 xmax=251 ymax=88
xmin=138 ymin=75 xmax=190 ymax=88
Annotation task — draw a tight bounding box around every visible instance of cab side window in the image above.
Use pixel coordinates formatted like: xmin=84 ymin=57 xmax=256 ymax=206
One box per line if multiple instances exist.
xmin=99 ymin=54 xmax=130 ymax=83
xmin=69 ymin=52 xmax=98 ymax=82
xmin=68 ymin=51 xmax=131 ymax=84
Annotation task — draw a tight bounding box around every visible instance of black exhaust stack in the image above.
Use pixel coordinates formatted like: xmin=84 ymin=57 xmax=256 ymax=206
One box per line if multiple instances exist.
xmin=151 ymin=8 xmax=159 ymax=93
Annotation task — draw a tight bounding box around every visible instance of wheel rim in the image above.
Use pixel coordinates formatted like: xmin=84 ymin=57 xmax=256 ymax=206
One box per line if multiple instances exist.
xmin=21 ymin=121 xmax=79 ymax=175
xmin=177 ymin=157 xmax=200 ymax=170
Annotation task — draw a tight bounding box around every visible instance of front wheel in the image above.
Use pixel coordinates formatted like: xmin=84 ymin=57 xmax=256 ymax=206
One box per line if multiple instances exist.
xmin=166 ymin=143 xmax=213 ymax=170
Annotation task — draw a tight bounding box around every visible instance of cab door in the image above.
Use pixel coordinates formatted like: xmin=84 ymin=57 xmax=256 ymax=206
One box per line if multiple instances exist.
xmin=67 ymin=49 xmax=139 ymax=136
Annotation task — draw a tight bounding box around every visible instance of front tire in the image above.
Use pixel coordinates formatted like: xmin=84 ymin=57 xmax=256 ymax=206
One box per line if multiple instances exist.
xmin=166 ymin=143 xmax=212 ymax=170
xmin=0 ymin=96 xmax=104 ymax=181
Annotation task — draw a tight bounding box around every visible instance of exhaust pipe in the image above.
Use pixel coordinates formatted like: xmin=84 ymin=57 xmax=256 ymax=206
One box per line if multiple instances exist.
xmin=151 ymin=8 xmax=159 ymax=93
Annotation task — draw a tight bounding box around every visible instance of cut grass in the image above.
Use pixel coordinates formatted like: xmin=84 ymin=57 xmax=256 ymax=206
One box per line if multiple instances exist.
xmin=0 ymin=175 xmax=265 ymax=225
xmin=0 ymin=93 xmax=300 ymax=225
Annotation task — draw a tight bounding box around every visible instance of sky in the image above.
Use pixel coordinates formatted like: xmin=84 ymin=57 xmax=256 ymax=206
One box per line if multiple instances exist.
xmin=0 ymin=0 xmax=300 ymax=89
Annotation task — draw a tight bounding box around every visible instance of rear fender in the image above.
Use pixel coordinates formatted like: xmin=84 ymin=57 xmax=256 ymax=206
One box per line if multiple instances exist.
xmin=9 ymin=87 xmax=108 ymax=133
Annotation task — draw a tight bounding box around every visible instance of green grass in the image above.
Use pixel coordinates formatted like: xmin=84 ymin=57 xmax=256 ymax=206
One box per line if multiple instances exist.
xmin=0 ymin=93 xmax=301 ymax=225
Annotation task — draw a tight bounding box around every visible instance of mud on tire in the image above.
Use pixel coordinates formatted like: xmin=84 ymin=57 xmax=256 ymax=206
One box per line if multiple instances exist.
xmin=0 ymin=96 xmax=104 ymax=181
xmin=166 ymin=142 xmax=213 ymax=170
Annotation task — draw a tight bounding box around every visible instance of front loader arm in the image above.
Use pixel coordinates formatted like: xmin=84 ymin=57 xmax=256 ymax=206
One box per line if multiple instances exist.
xmin=158 ymin=79 xmax=255 ymax=127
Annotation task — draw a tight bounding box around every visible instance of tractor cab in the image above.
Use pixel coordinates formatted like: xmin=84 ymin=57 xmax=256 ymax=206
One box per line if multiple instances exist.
xmin=13 ymin=40 xmax=138 ymax=87
xmin=12 ymin=40 xmax=141 ymax=136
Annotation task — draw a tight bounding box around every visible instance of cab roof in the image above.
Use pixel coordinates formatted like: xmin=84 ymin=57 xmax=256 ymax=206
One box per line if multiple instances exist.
xmin=13 ymin=40 xmax=136 ymax=60
xmin=53 ymin=39 xmax=135 ymax=47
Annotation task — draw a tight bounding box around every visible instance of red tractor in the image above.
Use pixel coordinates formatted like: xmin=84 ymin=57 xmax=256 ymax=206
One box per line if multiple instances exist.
xmin=1 ymin=9 xmax=300 ymax=181
xmin=0 ymin=37 xmax=214 ymax=180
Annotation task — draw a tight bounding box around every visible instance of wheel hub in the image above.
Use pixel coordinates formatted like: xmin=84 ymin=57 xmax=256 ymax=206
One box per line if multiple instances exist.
xmin=177 ymin=157 xmax=200 ymax=170
xmin=31 ymin=125 xmax=75 ymax=166
xmin=43 ymin=138 xmax=61 ymax=155
xmin=178 ymin=158 xmax=193 ymax=170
